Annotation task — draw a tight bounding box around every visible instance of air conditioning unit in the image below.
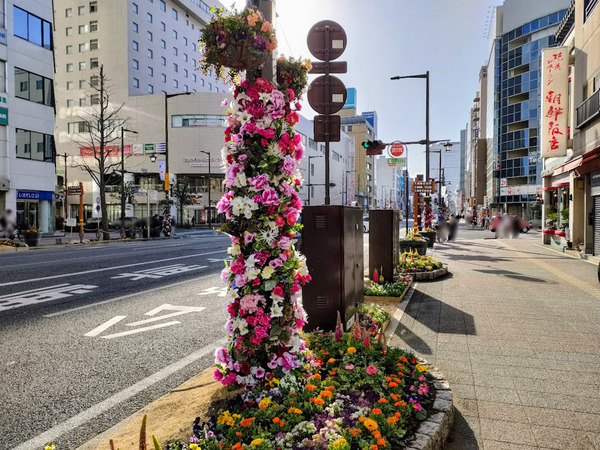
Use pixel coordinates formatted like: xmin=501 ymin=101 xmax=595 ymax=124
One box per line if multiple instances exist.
xmin=0 ymin=179 xmax=9 ymax=191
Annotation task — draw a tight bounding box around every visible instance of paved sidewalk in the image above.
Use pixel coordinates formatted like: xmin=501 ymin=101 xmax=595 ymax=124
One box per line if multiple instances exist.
xmin=391 ymin=234 xmax=600 ymax=449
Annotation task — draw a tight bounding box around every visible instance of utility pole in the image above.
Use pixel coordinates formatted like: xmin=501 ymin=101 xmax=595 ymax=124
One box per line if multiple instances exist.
xmin=120 ymin=127 xmax=138 ymax=222
xmin=200 ymin=151 xmax=211 ymax=228
xmin=61 ymin=153 xmax=68 ymax=219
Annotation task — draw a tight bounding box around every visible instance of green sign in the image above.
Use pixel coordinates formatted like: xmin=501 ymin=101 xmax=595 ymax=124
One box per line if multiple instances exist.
xmin=387 ymin=157 xmax=406 ymax=167
xmin=144 ymin=143 xmax=155 ymax=154
xmin=0 ymin=107 xmax=8 ymax=125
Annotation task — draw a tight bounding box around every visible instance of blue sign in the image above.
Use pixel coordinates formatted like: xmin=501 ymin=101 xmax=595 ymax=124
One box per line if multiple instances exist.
xmin=343 ymin=87 xmax=356 ymax=109
xmin=362 ymin=111 xmax=377 ymax=134
xmin=17 ymin=190 xmax=53 ymax=200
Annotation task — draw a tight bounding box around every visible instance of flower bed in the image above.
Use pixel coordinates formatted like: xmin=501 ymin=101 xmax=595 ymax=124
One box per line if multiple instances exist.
xmin=397 ymin=252 xmax=443 ymax=273
xmin=0 ymin=239 xmax=27 ymax=248
xmin=364 ymin=275 xmax=413 ymax=304
xmin=193 ymin=329 xmax=435 ymax=449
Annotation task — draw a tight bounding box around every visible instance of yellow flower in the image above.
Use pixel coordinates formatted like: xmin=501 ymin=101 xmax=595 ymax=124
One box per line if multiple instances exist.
xmin=262 ymin=266 xmax=274 ymax=279
xmin=251 ymin=438 xmax=263 ymax=446
xmin=189 ymin=445 xmax=200 ymax=450
xmin=258 ymin=397 xmax=272 ymax=410
xmin=415 ymin=364 xmax=428 ymax=373
xmin=347 ymin=347 xmax=357 ymax=354
xmin=327 ymin=358 xmax=336 ymax=364
xmin=363 ymin=418 xmax=378 ymax=431
xmin=288 ymin=407 xmax=303 ymax=414
xmin=44 ymin=445 xmax=55 ymax=450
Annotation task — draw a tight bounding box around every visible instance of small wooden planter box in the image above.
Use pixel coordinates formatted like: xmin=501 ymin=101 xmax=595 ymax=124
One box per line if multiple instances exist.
xmin=364 ymin=276 xmax=413 ymax=304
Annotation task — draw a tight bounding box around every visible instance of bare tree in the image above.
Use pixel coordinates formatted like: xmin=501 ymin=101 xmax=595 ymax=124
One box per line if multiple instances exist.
xmin=69 ymin=65 xmax=129 ymax=240
xmin=170 ymin=182 xmax=192 ymax=226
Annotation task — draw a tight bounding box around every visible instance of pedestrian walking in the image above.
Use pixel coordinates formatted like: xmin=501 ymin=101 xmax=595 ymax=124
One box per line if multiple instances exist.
xmin=191 ymin=216 xmax=196 ymax=227
xmin=448 ymin=214 xmax=458 ymax=241
xmin=436 ymin=215 xmax=447 ymax=243
xmin=0 ymin=209 xmax=15 ymax=238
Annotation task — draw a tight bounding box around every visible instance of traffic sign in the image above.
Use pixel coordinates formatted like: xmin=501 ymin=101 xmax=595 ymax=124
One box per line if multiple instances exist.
xmin=306 ymin=20 xmax=347 ymax=61
xmin=412 ymin=181 xmax=435 ymax=194
xmin=67 ymin=185 xmax=82 ymax=195
xmin=307 ymin=75 xmax=347 ymax=115
xmin=389 ymin=143 xmax=405 ymax=158
xmin=314 ymin=115 xmax=341 ymax=142
xmin=387 ymin=157 xmax=406 ymax=167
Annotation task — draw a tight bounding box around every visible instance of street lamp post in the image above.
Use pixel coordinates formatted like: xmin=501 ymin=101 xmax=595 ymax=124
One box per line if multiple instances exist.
xmin=307 ymin=155 xmax=323 ymax=206
xmin=199 ymin=150 xmax=211 ymax=229
xmin=345 ymin=170 xmax=355 ymax=206
xmin=430 ymin=141 xmax=453 ymax=214
xmin=120 ymin=127 xmax=138 ymax=222
xmin=391 ymin=72 xmax=430 ymax=181
xmin=164 ymin=92 xmax=192 ymax=196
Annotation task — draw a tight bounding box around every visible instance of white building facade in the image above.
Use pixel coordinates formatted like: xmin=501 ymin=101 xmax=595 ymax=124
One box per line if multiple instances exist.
xmin=0 ymin=0 xmax=56 ymax=233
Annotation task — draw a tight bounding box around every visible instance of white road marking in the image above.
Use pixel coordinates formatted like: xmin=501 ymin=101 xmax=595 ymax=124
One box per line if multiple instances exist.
xmin=110 ymin=264 xmax=207 ymax=281
xmin=0 ymin=284 xmax=98 ymax=312
xmin=101 ymin=320 xmax=181 ymax=339
xmin=0 ymin=250 xmax=226 ymax=287
xmin=12 ymin=338 xmax=226 ymax=450
xmin=84 ymin=316 xmax=127 ymax=337
xmin=42 ymin=274 xmax=215 ymax=318
xmin=126 ymin=304 xmax=206 ymax=327
xmin=207 ymin=258 xmax=225 ymax=263
xmin=198 ymin=286 xmax=227 ymax=297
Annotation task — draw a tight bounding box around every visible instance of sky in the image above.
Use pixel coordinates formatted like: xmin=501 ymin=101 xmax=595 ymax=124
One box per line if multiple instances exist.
xmin=233 ymin=0 xmax=502 ymax=175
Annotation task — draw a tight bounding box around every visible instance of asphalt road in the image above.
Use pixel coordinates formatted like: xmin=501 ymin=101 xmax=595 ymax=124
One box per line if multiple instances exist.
xmin=0 ymin=229 xmax=231 ymax=450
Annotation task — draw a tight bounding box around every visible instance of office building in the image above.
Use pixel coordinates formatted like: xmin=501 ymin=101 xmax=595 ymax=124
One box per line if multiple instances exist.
xmin=0 ymin=1 xmax=56 ymax=232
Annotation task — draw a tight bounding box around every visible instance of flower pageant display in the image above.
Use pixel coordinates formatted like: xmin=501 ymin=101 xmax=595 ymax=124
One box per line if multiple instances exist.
xmin=199 ymin=8 xmax=277 ymax=82
xmin=214 ymin=76 xmax=311 ymax=389
xmin=162 ymin=204 xmax=173 ymax=237
xmin=276 ymin=56 xmax=312 ymax=100
xmin=398 ymin=252 xmax=444 ymax=273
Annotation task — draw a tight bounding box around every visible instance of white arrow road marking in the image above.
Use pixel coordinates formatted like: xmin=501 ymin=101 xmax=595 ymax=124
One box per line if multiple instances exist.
xmin=84 ymin=316 xmax=127 ymax=337
xmin=101 ymin=320 xmax=181 ymax=339
xmin=198 ymin=286 xmax=227 ymax=297
xmin=126 ymin=304 xmax=206 ymax=327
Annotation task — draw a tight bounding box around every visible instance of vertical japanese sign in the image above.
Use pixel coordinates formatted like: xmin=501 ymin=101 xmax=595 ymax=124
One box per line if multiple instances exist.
xmin=541 ymin=47 xmax=568 ymax=158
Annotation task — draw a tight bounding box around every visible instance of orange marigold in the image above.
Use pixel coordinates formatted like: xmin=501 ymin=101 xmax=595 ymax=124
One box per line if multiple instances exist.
xmin=320 ymin=390 xmax=333 ymax=398
xmin=306 ymin=384 xmax=317 ymax=391
xmin=240 ymin=417 xmax=255 ymax=427
xmin=372 ymin=408 xmax=382 ymax=415
xmin=388 ymin=382 xmax=398 ymax=388
xmin=325 ymin=385 xmax=335 ymax=391
xmin=373 ymin=430 xmax=382 ymax=439
xmin=378 ymin=398 xmax=388 ymax=404
xmin=310 ymin=397 xmax=325 ymax=405
xmin=232 ymin=443 xmax=242 ymax=450
xmin=327 ymin=358 xmax=336 ymax=364
xmin=273 ymin=417 xmax=280 ymax=424
xmin=377 ymin=438 xmax=386 ymax=446
xmin=370 ymin=445 xmax=378 ymax=450
xmin=387 ymin=416 xmax=399 ymax=425
xmin=314 ymin=374 xmax=322 ymax=380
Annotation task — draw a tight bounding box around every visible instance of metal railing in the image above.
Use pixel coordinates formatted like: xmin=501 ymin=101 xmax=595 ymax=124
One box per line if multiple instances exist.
xmin=576 ymin=89 xmax=600 ymax=129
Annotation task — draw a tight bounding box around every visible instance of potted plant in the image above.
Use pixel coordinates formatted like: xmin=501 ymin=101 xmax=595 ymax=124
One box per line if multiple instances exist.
xmin=421 ymin=227 xmax=437 ymax=248
xmin=399 ymin=230 xmax=428 ymax=255
xmin=22 ymin=226 xmax=42 ymax=247
xmin=199 ymin=7 xmax=277 ymax=83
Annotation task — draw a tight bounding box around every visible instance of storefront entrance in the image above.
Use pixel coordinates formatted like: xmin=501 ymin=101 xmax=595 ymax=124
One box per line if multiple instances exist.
xmin=15 ymin=190 xmax=54 ymax=233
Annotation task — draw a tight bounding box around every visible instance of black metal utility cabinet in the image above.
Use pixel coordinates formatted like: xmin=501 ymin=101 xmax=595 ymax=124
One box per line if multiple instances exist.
xmin=302 ymin=205 xmax=364 ymax=331
xmin=369 ymin=209 xmax=400 ymax=282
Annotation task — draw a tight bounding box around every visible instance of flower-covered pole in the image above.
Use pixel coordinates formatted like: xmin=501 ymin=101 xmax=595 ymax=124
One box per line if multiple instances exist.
xmin=247 ymin=0 xmax=276 ymax=83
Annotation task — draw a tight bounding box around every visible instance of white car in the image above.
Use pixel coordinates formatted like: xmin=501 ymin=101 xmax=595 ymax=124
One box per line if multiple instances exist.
xmin=363 ymin=216 xmax=369 ymax=233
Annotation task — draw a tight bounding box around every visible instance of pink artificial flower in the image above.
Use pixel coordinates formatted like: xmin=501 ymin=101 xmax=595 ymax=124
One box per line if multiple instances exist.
xmin=244 ymin=232 xmax=256 ymax=244
xmin=286 ymin=88 xmax=295 ymax=101
xmin=249 ymin=173 xmax=270 ymax=191
xmin=262 ymin=188 xmax=280 ymax=206
xmin=273 ymin=285 xmax=284 ymax=297
xmin=413 ymin=403 xmax=423 ymax=411
xmin=275 ymin=216 xmax=285 ymax=227
xmin=366 ymin=365 xmax=378 ymax=376
xmin=295 ymin=102 xmax=302 ymax=110
xmin=281 ymin=156 xmax=296 ymax=175
xmin=345 ymin=363 xmax=355 ymax=371
xmin=213 ymin=368 xmax=224 ymax=381
xmin=221 ymin=98 xmax=229 ymax=107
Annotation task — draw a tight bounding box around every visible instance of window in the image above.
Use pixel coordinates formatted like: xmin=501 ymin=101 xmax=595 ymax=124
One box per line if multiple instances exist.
xmin=161 ymin=73 xmax=166 ymax=83
xmin=148 ymin=84 xmax=154 ymax=93
xmin=90 ymin=57 xmax=99 ymax=68
xmin=173 ymin=80 xmax=178 ymax=88
xmin=15 ymin=68 xmax=54 ymax=106
xmin=160 ymin=39 xmax=166 ymax=49
xmin=172 ymin=30 xmax=177 ymax=39
xmin=184 ymin=37 xmax=188 ymax=46
xmin=172 ymin=8 xmax=178 ymax=20
xmin=79 ymin=80 xmax=86 ymax=88
xmin=133 ymin=40 xmax=139 ymax=51
xmin=200 ymin=78 xmax=204 ymax=86
xmin=208 ymin=82 xmax=212 ymax=91
xmin=90 ymin=94 xmax=100 ymax=105
xmin=67 ymin=99 xmax=74 ymax=107
xmin=192 ymin=74 xmax=197 ymax=82
xmin=79 ymin=43 xmax=87 ymax=52
xmin=132 ymin=3 xmax=138 ymax=13
xmin=66 ymin=81 xmax=74 ymax=90
xmin=133 ymin=78 xmax=139 ymax=88
xmin=160 ymin=21 xmax=165 ymax=31
xmin=78 ymin=5 xmax=85 ymax=15
xmin=173 ymin=47 xmax=178 ymax=56
xmin=90 ymin=75 xmax=99 ymax=87
xmin=147 ymin=49 xmax=153 ymax=58
xmin=16 ymin=129 xmax=55 ymax=162
xmin=160 ymin=0 xmax=166 ymax=12
xmin=66 ymin=27 xmax=73 ymax=36
xmin=173 ymin=63 xmax=178 ymax=72
xmin=160 ymin=56 xmax=166 ymax=66
xmin=14 ymin=6 xmax=52 ymax=49
xmin=65 ymin=8 xmax=73 ymax=17
xmin=147 ymin=66 xmax=153 ymax=76
xmin=132 ymin=59 xmax=139 ymax=69
xmin=147 ymin=12 xmax=153 ymax=23
xmin=66 ymin=63 xmax=73 ymax=72
xmin=184 ymin=69 xmax=188 ymax=78
xmin=132 ymin=22 xmax=138 ymax=32
xmin=67 ymin=121 xmax=90 ymax=134
xmin=79 ymin=61 xmax=86 ymax=70
xmin=147 ymin=31 xmax=153 ymax=41
xmin=89 ymin=20 xmax=98 ymax=32
xmin=184 ymin=85 xmax=189 ymax=92
xmin=89 ymin=1 xmax=98 ymax=13
xmin=79 ymin=97 xmax=87 ymax=106
xmin=90 ymin=39 xmax=98 ymax=51
xmin=192 ymin=43 xmax=197 ymax=52
xmin=183 ymin=53 xmax=188 ymax=62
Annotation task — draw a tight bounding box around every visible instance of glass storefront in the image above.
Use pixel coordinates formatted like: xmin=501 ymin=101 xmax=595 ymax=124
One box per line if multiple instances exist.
xmin=16 ymin=190 xmax=54 ymax=233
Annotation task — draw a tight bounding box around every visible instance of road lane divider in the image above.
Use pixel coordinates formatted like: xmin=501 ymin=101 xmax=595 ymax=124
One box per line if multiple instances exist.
xmin=0 ymin=249 xmax=227 ymax=287
xmin=12 ymin=338 xmax=227 ymax=450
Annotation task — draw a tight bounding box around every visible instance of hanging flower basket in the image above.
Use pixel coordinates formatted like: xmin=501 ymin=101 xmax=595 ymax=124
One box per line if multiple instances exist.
xmin=199 ymin=8 xmax=277 ymax=82
xmin=276 ymin=56 xmax=311 ymax=100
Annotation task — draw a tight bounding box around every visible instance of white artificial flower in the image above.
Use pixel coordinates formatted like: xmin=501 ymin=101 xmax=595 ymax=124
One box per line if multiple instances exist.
xmin=271 ymin=303 xmax=283 ymax=317
xmin=259 ymin=227 xmax=278 ymax=246
xmin=233 ymin=171 xmax=247 ymax=188
xmin=266 ymin=143 xmax=282 ymax=159
xmin=245 ymin=255 xmax=257 ymax=268
xmin=228 ymin=241 xmax=240 ymax=257
xmin=226 ymin=287 xmax=237 ymax=303
xmin=246 ymin=266 xmax=260 ymax=280
xmin=261 ymin=265 xmax=274 ymax=279
xmin=259 ymin=92 xmax=271 ymax=103
xmin=233 ymin=317 xmax=249 ymax=335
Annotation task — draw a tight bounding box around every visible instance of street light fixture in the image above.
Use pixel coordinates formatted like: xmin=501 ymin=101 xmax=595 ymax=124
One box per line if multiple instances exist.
xmin=120 ymin=127 xmax=138 ymax=222
xmin=307 ymin=155 xmax=323 ymax=206
xmin=390 ymin=72 xmax=430 ymax=181
xmin=149 ymin=154 xmax=157 ymax=163
xmin=199 ymin=150 xmax=211 ymax=229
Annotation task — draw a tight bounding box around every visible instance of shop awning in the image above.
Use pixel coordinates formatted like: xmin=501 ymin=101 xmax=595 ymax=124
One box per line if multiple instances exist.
xmin=552 ymin=155 xmax=582 ymax=176
xmin=576 ymin=147 xmax=600 ymax=176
